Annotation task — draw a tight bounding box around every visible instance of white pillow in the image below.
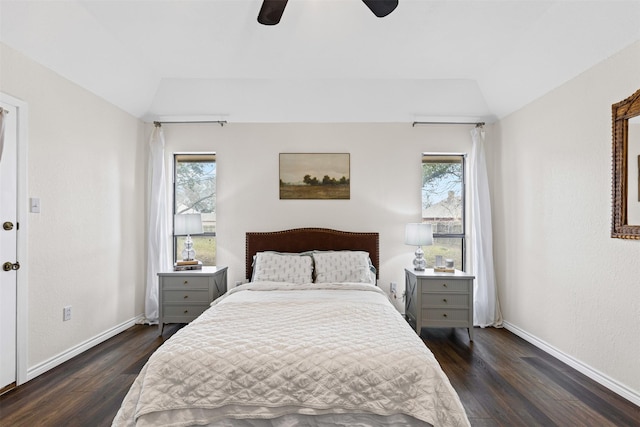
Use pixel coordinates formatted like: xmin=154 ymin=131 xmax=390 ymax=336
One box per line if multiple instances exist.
xmin=252 ymin=252 xmax=313 ymax=284
xmin=312 ymin=251 xmax=376 ymax=285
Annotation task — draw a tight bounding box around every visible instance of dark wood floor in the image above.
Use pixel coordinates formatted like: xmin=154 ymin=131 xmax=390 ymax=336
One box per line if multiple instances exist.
xmin=422 ymin=328 xmax=639 ymax=426
xmin=0 ymin=324 xmax=637 ymax=426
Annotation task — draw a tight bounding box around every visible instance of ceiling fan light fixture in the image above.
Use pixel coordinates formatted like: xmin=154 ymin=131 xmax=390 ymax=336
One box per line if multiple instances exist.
xmin=258 ymin=0 xmax=289 ymax=25
xmin=362 ymin=0 xmax=399 ymax=18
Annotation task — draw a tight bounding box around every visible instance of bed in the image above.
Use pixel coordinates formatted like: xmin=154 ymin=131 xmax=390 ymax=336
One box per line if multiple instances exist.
xmin=113 ymin=228 xmax=470 ymax=427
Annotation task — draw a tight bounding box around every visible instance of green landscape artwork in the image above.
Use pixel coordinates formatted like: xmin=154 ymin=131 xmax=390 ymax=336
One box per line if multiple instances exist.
xmin=279 ymin=153 xmax=350 ymax=200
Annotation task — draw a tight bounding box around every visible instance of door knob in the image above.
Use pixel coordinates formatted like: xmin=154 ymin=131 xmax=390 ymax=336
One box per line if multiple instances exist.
xmin=3 ymin=222 xmax=13 ymax=231
xmin=3 ymin=262 xmax=20 ymax=271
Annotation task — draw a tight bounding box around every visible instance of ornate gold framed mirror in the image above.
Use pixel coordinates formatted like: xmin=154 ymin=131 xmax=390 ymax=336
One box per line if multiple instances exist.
xmin=611 ymin=88 xmax=640 ymax=239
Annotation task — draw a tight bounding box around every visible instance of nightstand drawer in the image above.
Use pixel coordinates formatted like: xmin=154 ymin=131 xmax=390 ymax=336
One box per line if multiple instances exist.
xmin=163 ymin=289 xmax=210 ymax=303
xmin=163 ymin=304 xmax=210 ymax=319
xmin=422 ymin=279 xmax=469 ymax=292
xmin=423 ymin=293 xmax=469 ymax=308
xmin=423 ymin=308 xmax=469 ymax=323
xmin=161 ymin=276 xmax=210 ymax=289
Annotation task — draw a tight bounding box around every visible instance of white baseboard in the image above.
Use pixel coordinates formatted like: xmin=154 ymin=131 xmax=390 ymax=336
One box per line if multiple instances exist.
xmin=503 ymin=321 xmax=640 ymax=407
xmin=26 ymin=314 xmax=145 ymax=382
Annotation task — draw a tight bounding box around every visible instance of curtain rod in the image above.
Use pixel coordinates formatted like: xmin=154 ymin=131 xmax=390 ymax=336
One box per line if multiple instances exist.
xmin=154 ymin=120 xmax=227 ymax=127
xmin=412 ymin=121 xmax=484 ymax=127
xmin=153 ymin=120 xmax=481 ymax=128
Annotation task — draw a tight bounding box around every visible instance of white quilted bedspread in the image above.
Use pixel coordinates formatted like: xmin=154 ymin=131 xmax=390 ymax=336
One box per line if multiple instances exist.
xmin=113 ymin=282 xmax=470 ymax=427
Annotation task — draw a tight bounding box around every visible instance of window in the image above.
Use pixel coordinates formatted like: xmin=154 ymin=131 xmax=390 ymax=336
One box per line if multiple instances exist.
xmin=173 ymin=153 xmax=216 ymax=265
xmin=421 ymin=154 xmax=465 ymax=270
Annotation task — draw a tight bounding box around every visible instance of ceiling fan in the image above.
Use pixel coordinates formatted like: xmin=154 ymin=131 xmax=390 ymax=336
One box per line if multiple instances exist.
xmin=258 ymin=0 xmax=399 ymax=25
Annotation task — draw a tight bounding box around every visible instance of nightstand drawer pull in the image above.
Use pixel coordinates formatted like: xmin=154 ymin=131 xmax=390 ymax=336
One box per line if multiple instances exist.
xmin=184 ymin=310 xmax=189 ymax=314
xmin=442 ymin=283 xmax=447 ymax=288
xmin=183 ymin=280 xmax=189 ymax=285
xmin=184 ymin=295 xmax=189 ymax=299
xmin=443 ymin=313 xmax=448 ymax=318
xmin=442 ymin=298 xmax=448 ymax=303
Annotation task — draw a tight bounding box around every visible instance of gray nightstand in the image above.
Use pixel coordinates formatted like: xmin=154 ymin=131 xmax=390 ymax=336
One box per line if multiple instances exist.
xmin=405 ymin=268 xmax=475 ymax=341
xmin=158 ymin=266 xmax=227 ymax=335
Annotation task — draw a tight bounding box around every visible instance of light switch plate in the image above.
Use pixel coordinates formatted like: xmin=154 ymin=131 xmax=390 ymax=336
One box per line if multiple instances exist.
xmin=30 ymin=197 xmax=40 ymax=213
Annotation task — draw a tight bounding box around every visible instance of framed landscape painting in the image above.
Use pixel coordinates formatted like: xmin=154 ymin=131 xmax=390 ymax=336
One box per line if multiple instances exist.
xmin=279 ymin=153 xmax=350 ymax=200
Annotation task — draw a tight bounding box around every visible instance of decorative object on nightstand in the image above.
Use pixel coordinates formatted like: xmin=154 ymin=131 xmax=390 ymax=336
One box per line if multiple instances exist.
xmin=173 ymin=260 xmax=203 ymax=271
xmin=404 ymin=223 xmax=433 ymax=271
xmin=174 ymin=213 xmax=203 ymax=269
xmin=433 ymin=255 xmax=456 ymax=273
xmin=158 ymin=266 xmax=227 ymax=335
xmin=405 ymin=268 xmax=475 ymax=342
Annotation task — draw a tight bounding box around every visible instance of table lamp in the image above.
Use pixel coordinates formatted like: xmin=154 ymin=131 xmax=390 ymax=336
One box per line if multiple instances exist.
xmin=174 ymin=214 xmax=203 ymax=261
xmin=405 ymin=223 xmax=433 ymax=271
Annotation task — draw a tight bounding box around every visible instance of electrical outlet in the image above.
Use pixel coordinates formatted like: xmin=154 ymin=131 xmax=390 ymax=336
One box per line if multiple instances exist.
xmin=390 ymin=282 xmax=397 ymax=293
xmin=63 ymin=306 xmax=72 ymax=321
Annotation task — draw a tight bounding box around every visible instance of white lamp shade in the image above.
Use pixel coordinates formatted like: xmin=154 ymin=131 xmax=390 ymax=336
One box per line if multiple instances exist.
xmin=174 ymin=214 xmax=203 ymax=236
xmin=405 ymin=223 xmax=433 ymax=246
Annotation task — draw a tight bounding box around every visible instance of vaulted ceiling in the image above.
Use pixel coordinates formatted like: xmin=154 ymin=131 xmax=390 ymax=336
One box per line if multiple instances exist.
xmin=1 ymin=0 xmax=639 ymax=123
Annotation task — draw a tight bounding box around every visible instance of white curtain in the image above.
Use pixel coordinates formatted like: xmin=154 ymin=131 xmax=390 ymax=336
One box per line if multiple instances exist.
xmin=470 ymin=126 xmax=503 ymax=327
xmin=145 ymin=125 xmax=170 ymax=323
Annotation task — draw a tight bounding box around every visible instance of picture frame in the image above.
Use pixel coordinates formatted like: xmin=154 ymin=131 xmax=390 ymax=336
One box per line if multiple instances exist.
xmin=279 ymin=153 xmax=350 ymax=200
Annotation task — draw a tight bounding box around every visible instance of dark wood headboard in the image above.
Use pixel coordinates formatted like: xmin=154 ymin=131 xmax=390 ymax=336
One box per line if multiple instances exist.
xmin=246 ymin=228 xmax=379 ymax=280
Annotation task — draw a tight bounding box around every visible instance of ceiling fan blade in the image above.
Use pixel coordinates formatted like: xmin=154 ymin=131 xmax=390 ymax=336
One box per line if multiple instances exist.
xmin=257 ymin=0 xmax=288 ymax=25
xmin=362 ymin=0 xmax=398 ymax=18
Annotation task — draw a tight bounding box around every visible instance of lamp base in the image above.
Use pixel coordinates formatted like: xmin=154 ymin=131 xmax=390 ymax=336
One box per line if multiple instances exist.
xmin=181 ymin=234 xmax=197 ymax=261
xmin=412 ymin=246 xmax=427 ymax=271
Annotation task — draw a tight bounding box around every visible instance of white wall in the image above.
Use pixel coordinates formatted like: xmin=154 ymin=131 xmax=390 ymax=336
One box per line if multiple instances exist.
xmin=159 ymin=122 xmax=474 ymax=311
xmin=0 ymin=43 xmax=146 ymax=371
xmin=489 ymin=40 xmax=640 ymax=402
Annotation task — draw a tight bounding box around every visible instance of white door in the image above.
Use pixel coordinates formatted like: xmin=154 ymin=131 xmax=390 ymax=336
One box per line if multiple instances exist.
xmin=0 ymin=100 xmax=18 ymax=391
